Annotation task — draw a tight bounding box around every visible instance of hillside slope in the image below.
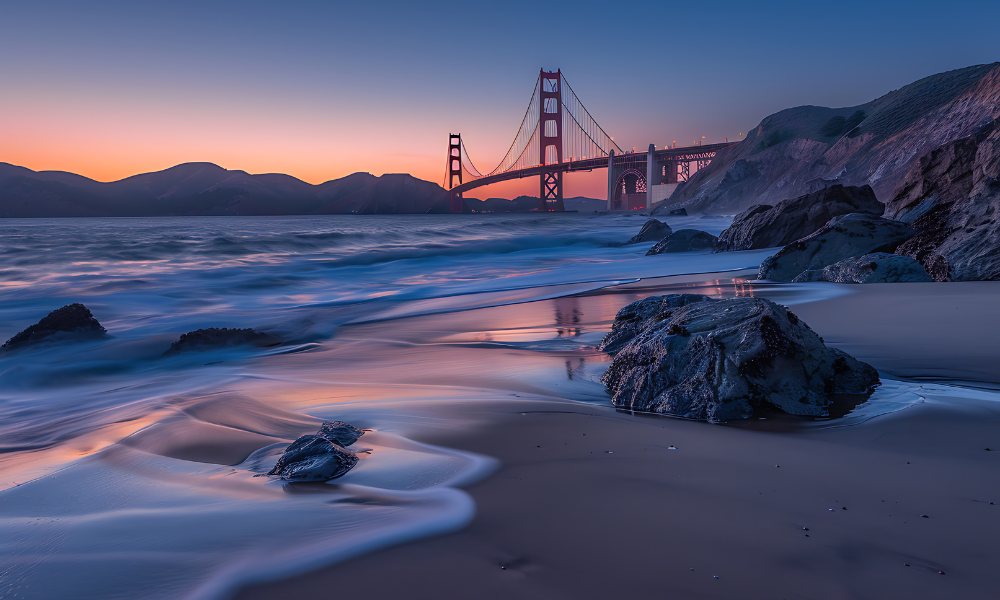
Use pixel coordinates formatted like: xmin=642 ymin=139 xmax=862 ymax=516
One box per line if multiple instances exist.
xmin=659 ymin=63 xmax=1000 ymax=215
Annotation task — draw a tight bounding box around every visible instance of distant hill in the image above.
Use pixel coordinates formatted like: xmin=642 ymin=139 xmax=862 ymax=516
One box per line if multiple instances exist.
xmin=659 ymin=63 xmax=1000 ymax=214
xmin=0 ymin=162 xmax=451 ymax=216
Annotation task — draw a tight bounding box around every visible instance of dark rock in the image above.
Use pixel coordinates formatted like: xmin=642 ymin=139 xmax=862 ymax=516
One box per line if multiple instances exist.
xmin=1 ymin=303 xmax=106 ymax=352
xmin=167 ymin=327 xmax=280 ymax=354
xmin=758 ymin=213 xmax=914 ymax=282
xmin=267 ymin=434 xmax=358 ymax=482
xmin=667 ymin=207 xmax=688 ymax=216
xmin=318 ymin=420 xmax=365 ymax=447
xmin=887 ymin=118 xmax=1000 ymax=281
xmin=792 ymin=253 xmax=932 ymax=283
xmin=647 ymin=229 xmax=718 ymax=255
xmin=601 ymin=294 xmax=879 ymax=422
xmin=627 ymin=219 xmax=672 ymax=244
xmin=599 ymin=294 xmax=712 ymax=354
xmin=716 ymin=185 xmax=884 ymax=251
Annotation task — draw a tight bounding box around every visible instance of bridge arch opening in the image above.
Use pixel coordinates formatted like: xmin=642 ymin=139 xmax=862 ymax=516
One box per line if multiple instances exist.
xmin=611 ymin=168 xmax=647 ymax=211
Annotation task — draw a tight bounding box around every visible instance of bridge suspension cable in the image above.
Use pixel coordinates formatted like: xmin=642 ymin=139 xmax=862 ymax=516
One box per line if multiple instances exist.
xmin=453 ymin=70 xmax=622 ymax=183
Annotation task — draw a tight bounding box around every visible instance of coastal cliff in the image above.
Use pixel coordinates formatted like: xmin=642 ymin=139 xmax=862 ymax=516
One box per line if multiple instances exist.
xmin=659 ymin=63 xmax=1000 ymax=215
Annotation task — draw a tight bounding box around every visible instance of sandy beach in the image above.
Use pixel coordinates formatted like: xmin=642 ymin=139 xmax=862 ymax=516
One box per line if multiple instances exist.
xmin=237 ymin=274 xmax=1000 ymax=599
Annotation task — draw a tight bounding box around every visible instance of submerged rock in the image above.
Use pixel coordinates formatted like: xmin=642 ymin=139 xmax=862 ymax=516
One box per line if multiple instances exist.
xmin=716 ymin=185 xmax=884 ymax=251
xmin=601 ymin=294 xmax=879 ymax=422
xmin=627 ymin=219 xmax=672 ymax=244
xmin=267 ymin=434 xmax=359 ymax=482
xmin=167 ymin=327 xmax=280 ymax=354
xmin=647 ymin=229 xmax=718 ymax=254
xmin=758 ymin=213 xmax=914 ymax=282
xmin=1 ymin=303 xmax=106 ymax=352
xmin=599 ymin=294 xmax=712 ymax=354
xmin=318 ymin=420 xmax=365 ymax=447
xmin=792 ymin=253 xmax=932 ymax=283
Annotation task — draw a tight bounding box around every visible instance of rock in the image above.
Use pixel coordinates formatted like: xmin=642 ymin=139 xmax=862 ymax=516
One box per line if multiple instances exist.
xmin=627 ymin=219 xmax=672 ymax=244
xmin=267 ymin=434 xmax=358 ymax=482
xmin=318 ymin=420 xmax=365 ymax=447
xmin=758 ymin=213 xmax=914 ymax=282
xmin=167 ymin=327 xmax=280 ymax=354
xmin=667 ymin=207 xmax=688 ymax=216
xmin=792 ymin=253 xmax=932 ymax=283
xmin=601 ymin=295 xmax=879 ymax=422
xmin=716 ymin=185 xmax=884 ymax=251
xmin=599 ymin=294 xmax=712 ymax=354
xmin=1 ymin=303 xmax=106 ymax=352
xmin=647 ymin=229 xmax=718 ymax=254
xmin=887 ymin=118 xmax=1000 ymax=281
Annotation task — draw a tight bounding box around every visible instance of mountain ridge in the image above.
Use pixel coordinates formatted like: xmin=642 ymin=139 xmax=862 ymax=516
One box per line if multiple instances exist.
xmin=0 ymin=162 xmax=452 ymax=216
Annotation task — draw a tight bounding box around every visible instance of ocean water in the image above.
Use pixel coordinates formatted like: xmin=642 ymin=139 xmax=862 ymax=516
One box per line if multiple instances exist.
xmin=0 ymin=213 xmax=783 ymax=598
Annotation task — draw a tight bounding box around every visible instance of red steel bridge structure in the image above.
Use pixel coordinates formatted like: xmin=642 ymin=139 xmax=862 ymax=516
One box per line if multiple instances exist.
xmin=445 ymin=69 xmax=735 ymax=213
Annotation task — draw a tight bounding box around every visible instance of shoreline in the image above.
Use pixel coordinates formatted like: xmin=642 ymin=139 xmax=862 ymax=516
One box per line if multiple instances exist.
xmin=236 ymin=275 xmax=1000 ymax=599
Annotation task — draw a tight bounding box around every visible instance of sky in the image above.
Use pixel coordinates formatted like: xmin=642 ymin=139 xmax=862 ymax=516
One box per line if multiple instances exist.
xmin=1 ymin=0 xmax=998 ymax=198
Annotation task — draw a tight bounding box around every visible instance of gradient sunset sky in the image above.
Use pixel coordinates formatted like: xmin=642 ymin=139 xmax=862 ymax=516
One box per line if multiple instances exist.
xmin=2 ymin=0 xmax=998 ymax=198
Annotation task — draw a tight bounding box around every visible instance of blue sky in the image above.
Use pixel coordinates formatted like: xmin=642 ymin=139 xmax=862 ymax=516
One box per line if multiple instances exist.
xmin=2 ymin=0 xmax=997 ymax=195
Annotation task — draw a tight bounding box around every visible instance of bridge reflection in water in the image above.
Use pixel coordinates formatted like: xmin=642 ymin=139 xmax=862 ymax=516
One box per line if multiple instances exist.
xmin=445 ymin=68 xmax=735 ymax=213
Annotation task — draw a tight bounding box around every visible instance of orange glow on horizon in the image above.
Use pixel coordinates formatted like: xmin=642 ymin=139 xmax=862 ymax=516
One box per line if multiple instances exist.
xmin=3 ymin=96 xmax=610 ymax=198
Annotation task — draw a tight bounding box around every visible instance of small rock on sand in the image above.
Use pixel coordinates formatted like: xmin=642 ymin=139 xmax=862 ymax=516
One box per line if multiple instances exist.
xmin=267 ymin=434 xmax=359 ymax=482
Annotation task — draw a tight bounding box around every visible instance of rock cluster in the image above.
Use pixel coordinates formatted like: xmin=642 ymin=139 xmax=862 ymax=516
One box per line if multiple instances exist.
xmin=715 ymin=185 xmax=884 ymax=251
xmin=1 ymin=304 xmax=106 ymax=352
xmin=601 ymin=294 xmax=879 ymax=422
xmin=792 ymin=253 xmax=932 ymax=283
xmin=267 ymin=420 xmax=365 ymax=482
xmin=758 ymin=213 xmax=914 ymax=282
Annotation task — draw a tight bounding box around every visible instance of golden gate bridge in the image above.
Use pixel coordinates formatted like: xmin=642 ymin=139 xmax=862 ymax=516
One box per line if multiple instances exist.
xmin=445 ymin=69 xmax=735 ymax=213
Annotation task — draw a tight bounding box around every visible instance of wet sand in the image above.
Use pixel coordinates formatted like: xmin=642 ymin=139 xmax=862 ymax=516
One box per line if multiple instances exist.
xmin=237 ymin=276 xmax=1000 ymax=599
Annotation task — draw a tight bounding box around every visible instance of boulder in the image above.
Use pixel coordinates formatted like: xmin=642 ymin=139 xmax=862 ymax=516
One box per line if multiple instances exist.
xmin=792 ymin=253 xmax=932 ymax=283
xmin=267 ymin=434 xmax=359 ymax=482
xmin=318 ymin=420 xmax=365 ymax=447
xmin=1 ymin=303 xmax=106 ymax=352
xmin=627 ymin=219 xmax=672 ymax=244
xmin=887 ymin=118 xmax=1000 ymax=281
xmin=716 ymin=185 xmax=884 ymax=251
xmin=600 ymin=294 xmax=711 ymax=354
xmin=647 ymin=229 xmax=718 ymax=254
xmin=667 ymin=207 xmax=688 ymax=216
xmin=601 ymin=295 xmax=879 ymax=422
xmin=167 ymin=327 xmax=280 ymax=354
xmin=758 ymin=213 xmax=914 ymax=282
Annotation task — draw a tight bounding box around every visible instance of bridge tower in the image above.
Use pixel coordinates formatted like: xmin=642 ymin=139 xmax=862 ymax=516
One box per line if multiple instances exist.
xmin=447 ymin=133 xmax=463 ymax=213
xmin=538 ymin=69 xmax=565 ymax=212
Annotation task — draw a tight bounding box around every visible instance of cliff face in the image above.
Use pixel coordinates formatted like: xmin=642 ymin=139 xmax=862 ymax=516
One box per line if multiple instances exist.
xmin=660 ymin=63 xmax=1000 ymax=215
xmin=887 ymin=118 xmax=1000 ymax=281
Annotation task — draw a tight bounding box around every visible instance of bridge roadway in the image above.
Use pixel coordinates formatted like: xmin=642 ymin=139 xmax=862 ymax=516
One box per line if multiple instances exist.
xmin=449 ymin=141 xmax=735 ymax=197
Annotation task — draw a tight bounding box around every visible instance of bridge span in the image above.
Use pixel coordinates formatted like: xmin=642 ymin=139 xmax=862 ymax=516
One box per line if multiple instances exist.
xmin=445 ymin=69 xmax=736 ymax=212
